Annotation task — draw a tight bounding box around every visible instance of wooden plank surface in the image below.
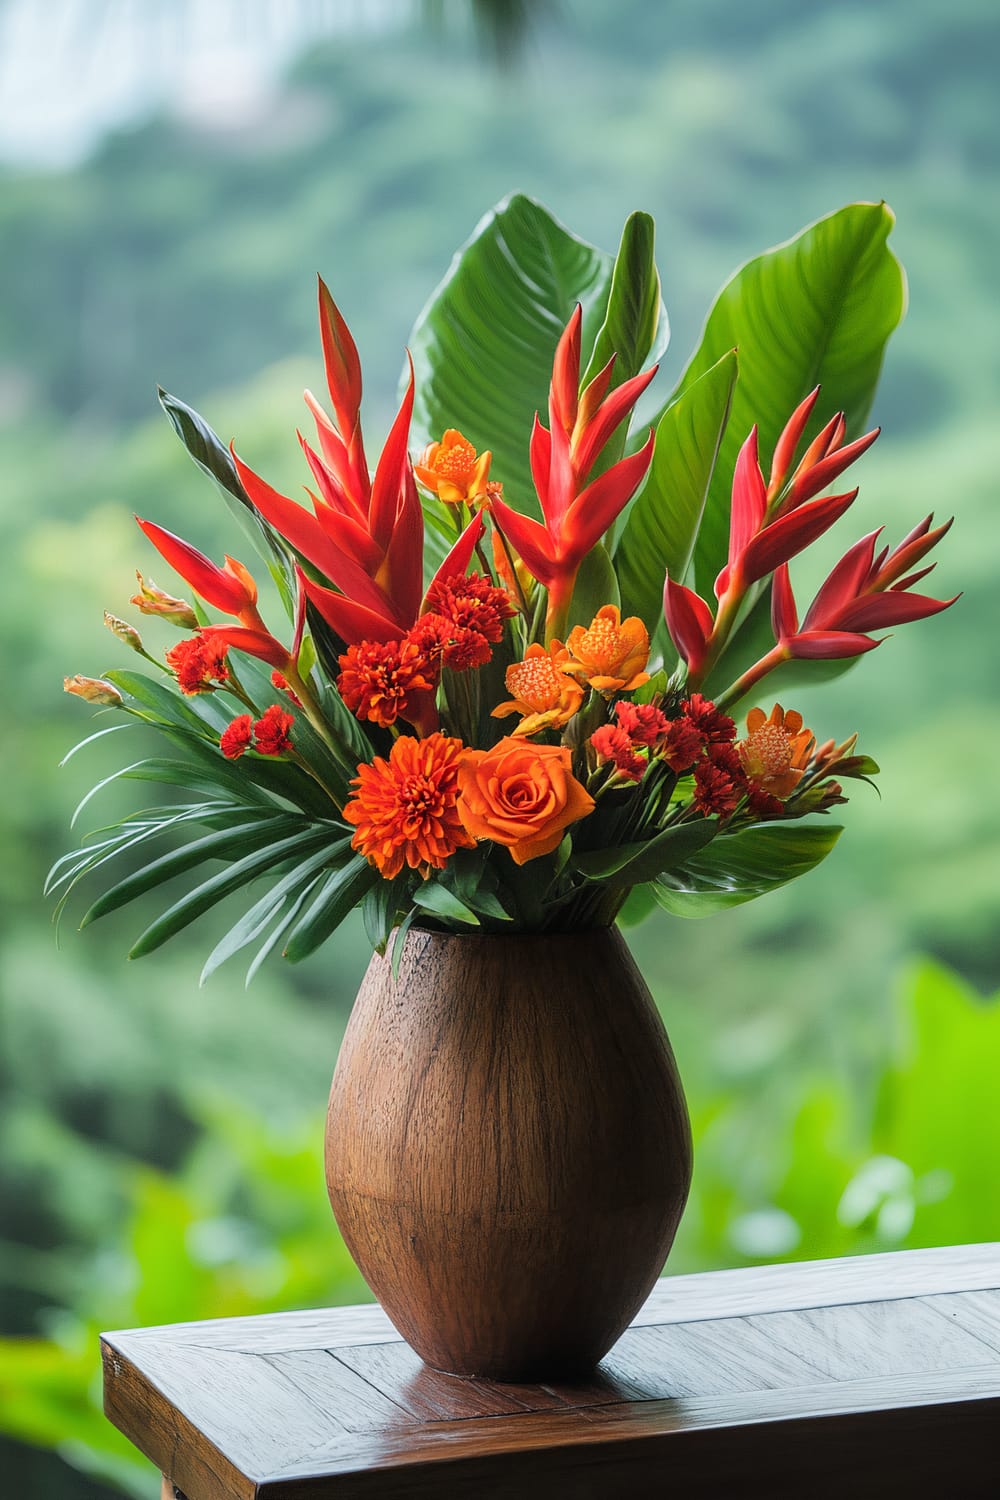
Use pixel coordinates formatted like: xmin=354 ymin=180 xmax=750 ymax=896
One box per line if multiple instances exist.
xmin=102 ymin=1244 xmax=1000 ymax=1499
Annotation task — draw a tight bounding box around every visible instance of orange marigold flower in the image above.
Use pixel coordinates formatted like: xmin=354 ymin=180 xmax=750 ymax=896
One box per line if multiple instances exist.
xmin=165 ymin=635 xmax=230 ymax=694
xmin=337 ymin=637 xmax=438 ymax=729
xmin=253 ymin=704 xmax=294 ymax=756
xmin=457 ymin=738 xmax=595 ymax=864
xmin=492 ymin=641 xmax=584 ymax=737
xmin=344 ymin=733 xmax=474 ymax=879
xmin=590 ymin=724 xmax=646 ymax=782
xmin=565 ymin=605 xmax=650 ymax=692
xmin=423 ymin=571 xmax=516 ymax=644
xmin=220 ymin=714 xmax=254 ymax=760
xmin=415 ymin=430 xmax=492 ymax=505
xmin=738 ymin=704 xmax=814 ymax=800
xmin=680 ymin=693 xmax=736 ymax=744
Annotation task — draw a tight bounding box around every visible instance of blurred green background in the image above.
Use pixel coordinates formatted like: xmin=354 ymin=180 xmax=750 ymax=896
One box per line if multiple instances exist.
xmin=1 ymin=1 xmax=997 ymax=1495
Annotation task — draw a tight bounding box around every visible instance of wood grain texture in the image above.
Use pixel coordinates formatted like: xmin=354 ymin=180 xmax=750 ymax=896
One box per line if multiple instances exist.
xmin=102 ymin=1245 xmax=1000 ymax=1499
xmin=325 ymin=926 xmax=692 ymax=1380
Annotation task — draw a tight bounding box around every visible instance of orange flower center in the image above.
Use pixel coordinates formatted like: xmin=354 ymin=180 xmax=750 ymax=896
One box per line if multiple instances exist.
xmin=505 ymin=653 xmax=565 ymax=711
xmin=432 ymin=436 xmax=478 ymax=485
xmin=575 ymin=614 xmax=628 ymax=672
xmin=744 ymin=723 xmax=794 ymax=779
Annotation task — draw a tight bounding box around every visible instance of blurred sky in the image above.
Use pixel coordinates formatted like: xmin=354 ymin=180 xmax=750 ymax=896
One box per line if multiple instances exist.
xmin=0 ymin=0 xmax=411 ymax=165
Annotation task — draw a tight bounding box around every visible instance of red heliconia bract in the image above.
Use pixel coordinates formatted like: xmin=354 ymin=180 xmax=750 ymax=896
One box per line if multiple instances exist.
xmin=489 ymin=304 xmax=657 ymax=640
xmin=232 ymin=279 xmax=485 ymax=646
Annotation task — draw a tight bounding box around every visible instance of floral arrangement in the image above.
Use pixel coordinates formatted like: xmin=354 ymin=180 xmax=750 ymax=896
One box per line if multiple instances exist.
xmin=54 ymin=198 xmax=955 ymax=977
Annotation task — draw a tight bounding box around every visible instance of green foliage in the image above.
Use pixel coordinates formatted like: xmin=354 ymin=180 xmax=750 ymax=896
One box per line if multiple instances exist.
xmin=651 ymin=822 xmax=843 ymax=916
xmin=409 ymin=194 xmax=614 ymax=511
xmin=669 ymin=202 xmax=906 ymax=600
xmin=615 ymin=350 xmax=738 ymax=631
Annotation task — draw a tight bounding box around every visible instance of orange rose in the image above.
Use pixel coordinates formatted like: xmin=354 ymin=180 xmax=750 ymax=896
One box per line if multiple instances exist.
xmin=458 ymin=738 xmax=595 ymax=864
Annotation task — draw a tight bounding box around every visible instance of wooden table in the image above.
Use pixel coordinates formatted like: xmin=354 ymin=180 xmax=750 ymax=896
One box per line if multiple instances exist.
xmin=103 ymin=1244 xmax=1000 ymax=1498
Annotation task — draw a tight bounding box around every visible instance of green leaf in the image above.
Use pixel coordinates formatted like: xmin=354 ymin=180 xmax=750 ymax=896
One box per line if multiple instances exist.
xmin=574 ymin=817 xmax=718 ymax=887
xmin=128 ymin=825 xmax=348 ymax=958
xmin=104 ymin=668 xmax=228 ymax=734
xmin=158 ymin=388 xmax=296 ymax=616
xmin=80 ymin=815 xmax=316 ymax=928
xmin=567 ymin=542 xmax=620 ymax=630
xmin=411 ymin=882 xmax=481 ymax=927
xmin=409 ymin=194 xmax=614 ymax=513
xmin=615 ymin=350 xmax=738 ymax=631
xmin=666 ymin=203 xmax=905 ymax=599
xmin=651 ymin=821 xmax=843 ymax=917
xmin=617 ymin=883 xmax=657 ymax=928
xmin=282 ymin=857 xmax=377 ymax=962
xmin=362 ymin=875 xmax=410 ymax=952
xmin=581 ymin=210 xmax=668 ymax=456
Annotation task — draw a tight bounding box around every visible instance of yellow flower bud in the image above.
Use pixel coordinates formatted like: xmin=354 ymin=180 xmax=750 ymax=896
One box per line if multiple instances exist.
xmin=63 ymin=675 xmax=124 ymax=707
xmin=130 ymin=572 xmax=198 ymax=629
xmin=104 ymin=612 xmax=144 ymax=653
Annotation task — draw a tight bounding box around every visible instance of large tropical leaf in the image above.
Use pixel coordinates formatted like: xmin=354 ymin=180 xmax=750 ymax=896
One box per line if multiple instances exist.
xmin=651 ymin=821 xmax=842 ymax=916
xmin=573 ymin=816 xmax=718 ymax=887
xmin=666 ymin=203 xmax=905 ymax=599
xmin=409 ymin=194 xmax=615 ymax=515
xmin=615 ymin=349 xmax=738 ymax=632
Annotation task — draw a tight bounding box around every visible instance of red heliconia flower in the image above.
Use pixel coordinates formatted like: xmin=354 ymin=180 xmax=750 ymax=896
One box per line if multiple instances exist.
xmin=663 ymin=391 xmax=879 ymax=684
xmin=253 ymin=704 xmax=295 ymax=757
xmin=230 ymin=278 xmax=486 ymax=646
xmin=137 ymin=518 xmax=302 ymax=673
xmin=725 ymin=514 xmax=958 ymax=702
xmin=489 ymin=305 xmax=657 ymax=639
xmin=220 ymin=715 xmax=253 ymax=760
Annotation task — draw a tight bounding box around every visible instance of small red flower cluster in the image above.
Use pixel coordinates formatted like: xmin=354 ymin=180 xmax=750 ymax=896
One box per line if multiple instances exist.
xmin=419 ymin=571 xmax=517 ymax=671
xmin=338 ymin=572 xmax=515 ymax=729
xmin=220 ymin=704 xmax=295 ymax=760
xmin=165 ymin=635 xmax=230 ymax=695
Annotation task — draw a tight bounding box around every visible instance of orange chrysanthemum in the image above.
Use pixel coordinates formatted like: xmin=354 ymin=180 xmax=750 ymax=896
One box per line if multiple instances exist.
xmin=738 ymin=704 xmax=814 ymax=800
xmin=565 ymin=605 xmax=650 ymax=692
xmin=457 ymin=738 xmax=595 ymax=864
xmin=344 ymin=733 xmax=474 ymax=878
xmin=492 ymin=641 xmax=584 ymax=737
xmin=414 ymin=430 xmax=492 ymax=505
xmin=337 ymin=637 xmax=438 ymax=731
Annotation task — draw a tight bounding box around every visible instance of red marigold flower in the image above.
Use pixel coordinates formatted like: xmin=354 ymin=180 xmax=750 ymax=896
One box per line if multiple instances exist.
xmin=270 ymin=669 xmax=303 ymax=708
xmin=590 ymin=724 xmax=647 ymax=782
xmin=680 ymin=693 xmax=736 ymax=744
xmin=660 ymin=718 xmax=706 ymax=774
xmin=337 ymin=637 xmax=438 ymax=729
xmin=614 ymin=700 xmax=668 ymax=747
xmin=165 ymin=635 xmax=230 ymax=695
xmin=344 ymin=733 xmax=475 ymax=878
xmin=253 ymin=704 xmax=294 ymax=756
xmin=422 ymin=571 xmax=516 ymax=644
xmin=692 ymin=756 xmax=743 ymax=818
xmin=220 ymin=714 xmax=254 ymax=760
xmin=409 ymin=612 xmax=491 ymax=673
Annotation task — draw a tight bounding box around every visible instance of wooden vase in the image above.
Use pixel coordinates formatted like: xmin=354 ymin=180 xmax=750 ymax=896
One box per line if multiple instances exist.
xmin=325 ymin=925 xmax=692 ymax=1381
